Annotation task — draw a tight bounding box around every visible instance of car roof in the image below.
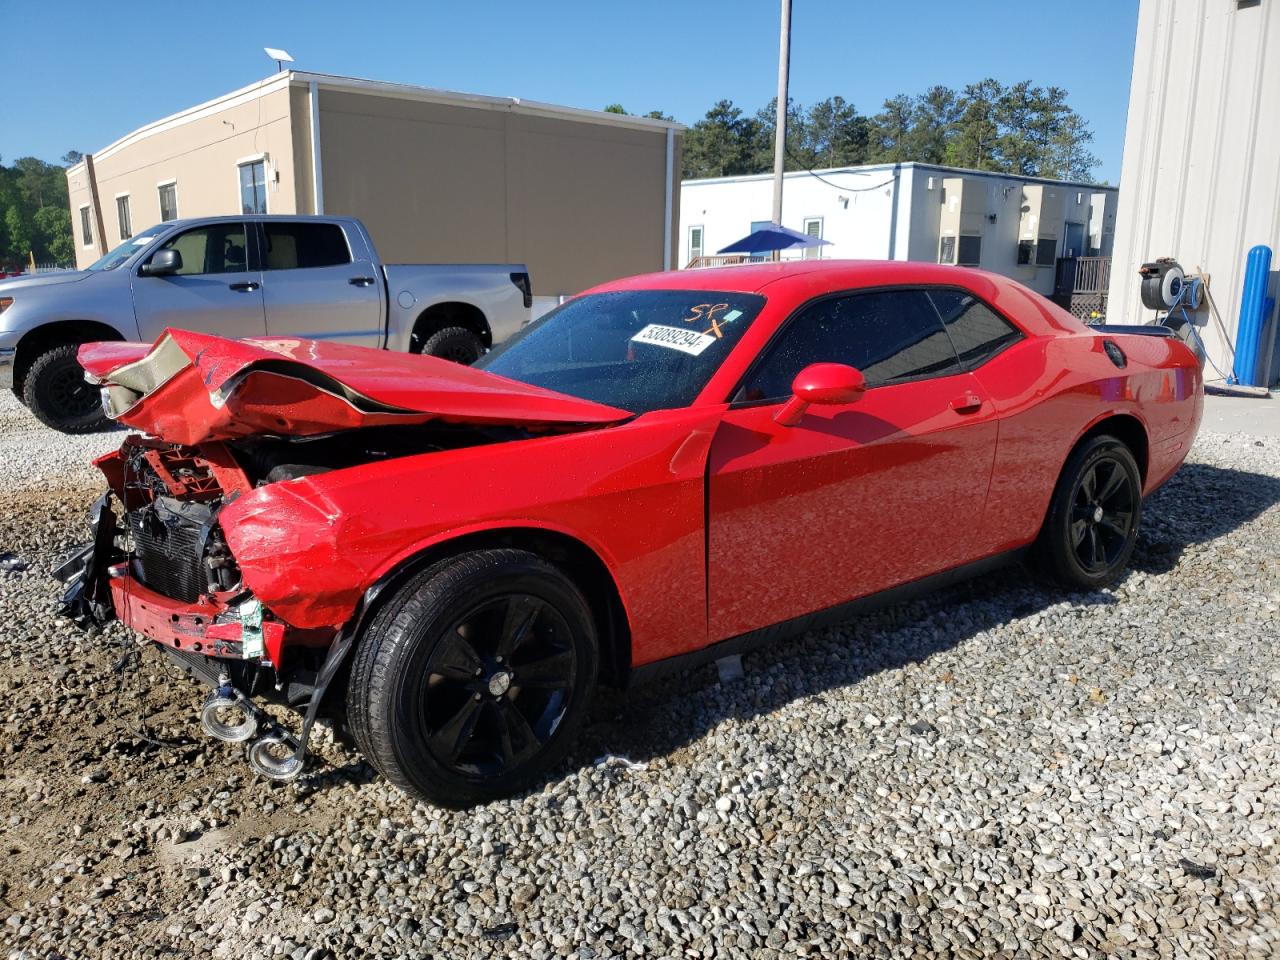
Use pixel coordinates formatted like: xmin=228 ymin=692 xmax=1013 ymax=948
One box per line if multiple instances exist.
xmin=589 ymin=259 xmax=1083 ymax=339
xmin=591 ymin=259 xmax=1018 ymax=295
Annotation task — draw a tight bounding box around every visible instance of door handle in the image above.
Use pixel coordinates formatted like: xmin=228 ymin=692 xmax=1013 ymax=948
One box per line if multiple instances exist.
xmin=228 ymin=281 xmax=260 ymax=292
xmin=348 ymin=276 xmax=375 ymax=287
xmin=950 ymin=393 xmax=983 ymax=414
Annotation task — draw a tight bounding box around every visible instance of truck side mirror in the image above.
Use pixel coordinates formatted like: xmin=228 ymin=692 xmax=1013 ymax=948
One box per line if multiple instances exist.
xmin=140 ymin=249 xmax=182 ymax=277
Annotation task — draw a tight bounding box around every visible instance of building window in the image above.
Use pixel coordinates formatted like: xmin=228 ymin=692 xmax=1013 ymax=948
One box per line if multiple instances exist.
xmin=802 ymin=217 xmax=823 ymax=260
xmin=239 ymin=160 xmax=268 ymax=215
xmin=1017 ymin=240 xmax=1035 ymax=265
xmin=79 ymin=206 xmax=93 ymax=247
xmin=688 ymin=225 xmax=704 ymax=263
xmin=1035 ymin=237 xmax=1057 ymax=267
xmin=116 ymin=196 xmax=132 ymax=240
xmin=158 ymin=182 xmax=178 ymax=222
xmin=957 ymin=235 xmax=982 ymax=267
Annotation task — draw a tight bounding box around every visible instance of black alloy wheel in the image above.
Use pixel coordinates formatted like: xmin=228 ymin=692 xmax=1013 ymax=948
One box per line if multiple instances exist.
xmin=347 ymin=549 xmax=598 ymax=807
xmin=420 ymin=593 xmax=579 ymax=778
xmin=1069 ymin=454 xmax=1136 ymax=574
xmin=1034 ymin=434 xmax=1143 ymax=590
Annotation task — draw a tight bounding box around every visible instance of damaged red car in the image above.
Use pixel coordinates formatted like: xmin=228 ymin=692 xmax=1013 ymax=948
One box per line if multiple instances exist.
xmin=61 ymin=261 xmax=1203 ymax=806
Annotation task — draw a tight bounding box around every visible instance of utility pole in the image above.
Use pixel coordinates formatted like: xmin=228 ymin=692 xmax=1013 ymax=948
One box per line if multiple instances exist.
xmin=771 ymin=0 xmax=792 ymax=227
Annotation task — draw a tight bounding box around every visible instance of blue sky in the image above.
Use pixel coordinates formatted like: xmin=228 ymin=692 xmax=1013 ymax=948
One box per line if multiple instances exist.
xmin=4 ymin=0 xmax=1138 ymax=182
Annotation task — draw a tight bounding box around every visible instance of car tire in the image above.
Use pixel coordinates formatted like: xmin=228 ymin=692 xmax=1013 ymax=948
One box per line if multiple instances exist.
xmin=347 ymin=549 xmax=598 ymax=807
xmin=1033 ymin=434 xmax=1143 ymax=590
xmin=22 ymin=343 xmax=111 ymax=434
xmin=418 ymin=326 xmax=483 ymax=365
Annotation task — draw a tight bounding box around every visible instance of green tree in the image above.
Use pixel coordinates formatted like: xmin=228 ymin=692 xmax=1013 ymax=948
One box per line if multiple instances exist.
xmin=1047 ymin=113 xmax=1100 ymax=180
xmin=902 ymin=86 xmax=961 ymax=165
xmin=748 ymin=97 xmax=812 ymax=172
xmin=0 ymin=154 xmax=76 ymax=267
xmin=682 ymin=100 xmax=761 ymax=179
xmin=5 ymin=206 xmax=32 ymax=263
xmin=948 ymin=79 xmax=1005 ymax=171
xmin=800 ymin=96 xmax=870 ymax=168
xmin=868 ymin=95 xmax=916 ymax=163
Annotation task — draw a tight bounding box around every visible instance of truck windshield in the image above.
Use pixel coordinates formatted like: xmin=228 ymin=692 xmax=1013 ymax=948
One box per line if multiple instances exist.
xmin=474 ymin=289 xmax=766 ymax=413
xmin=86 ymin=231 xmax=163 ymax=271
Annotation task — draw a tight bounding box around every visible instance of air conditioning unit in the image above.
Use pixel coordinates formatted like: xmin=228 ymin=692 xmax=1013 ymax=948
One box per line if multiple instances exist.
xmin=1017 ymin=184 xmax=1065 ymax=269
xmin=938 ymin=177 xmax=985 ymax=267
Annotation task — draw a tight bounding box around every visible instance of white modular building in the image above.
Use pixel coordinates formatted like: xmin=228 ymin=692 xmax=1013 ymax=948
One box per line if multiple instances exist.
xmin=679 ymin=162 xmax=1118 ymax=303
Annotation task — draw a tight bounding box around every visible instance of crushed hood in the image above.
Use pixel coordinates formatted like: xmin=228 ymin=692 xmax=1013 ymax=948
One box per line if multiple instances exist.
xmin=79 ymin=329 xmax=632 ymax=445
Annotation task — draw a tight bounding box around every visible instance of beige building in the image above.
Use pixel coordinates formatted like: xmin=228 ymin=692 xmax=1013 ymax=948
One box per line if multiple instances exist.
xmin=66 ymin=72 xmax=684 ymax=300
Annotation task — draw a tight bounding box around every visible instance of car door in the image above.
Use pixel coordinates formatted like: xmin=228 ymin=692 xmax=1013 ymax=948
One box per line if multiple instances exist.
xmin=130 ymin=222 xmax=266 ymax=342
xmin=706 ymin=287 xmax=1001 ymax=642
xmin=257 ymin=220 xmax=384 ymax=347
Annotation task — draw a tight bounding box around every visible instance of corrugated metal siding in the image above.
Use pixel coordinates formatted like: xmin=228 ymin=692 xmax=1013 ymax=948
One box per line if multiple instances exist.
xmin=1108 ymin=0 xmax=1280 ymax=382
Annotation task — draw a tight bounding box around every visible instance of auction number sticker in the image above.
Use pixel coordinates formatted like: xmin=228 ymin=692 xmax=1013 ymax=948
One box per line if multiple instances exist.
xmin=631 ymin=324 xmax=717 ymax=356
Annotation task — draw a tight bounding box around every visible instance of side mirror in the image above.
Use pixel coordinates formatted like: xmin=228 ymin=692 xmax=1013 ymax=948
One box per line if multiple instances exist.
xmin=774 ymin=362 xmax=866 ymax=426
xmin=139 ymin=248 xmax=182 ymax=277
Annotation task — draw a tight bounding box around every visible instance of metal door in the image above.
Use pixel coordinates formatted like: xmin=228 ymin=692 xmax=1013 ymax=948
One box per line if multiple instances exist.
xmin=130 ymin=222 xmax=266 ymax=343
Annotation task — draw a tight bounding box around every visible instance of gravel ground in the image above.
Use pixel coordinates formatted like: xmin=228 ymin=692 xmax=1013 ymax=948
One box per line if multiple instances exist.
xmin=0 ymin=389 xmax=1277 ymax=960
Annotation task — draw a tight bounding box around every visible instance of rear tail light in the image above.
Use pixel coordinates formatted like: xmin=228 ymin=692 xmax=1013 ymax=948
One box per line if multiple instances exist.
xmin=509 ymin=272 xmax=533 ymax=309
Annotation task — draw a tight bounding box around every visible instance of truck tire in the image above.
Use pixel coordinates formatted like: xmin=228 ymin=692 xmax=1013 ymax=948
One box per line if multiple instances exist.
xmin=419 ymin=327 xmax=483 ymax=365
xmin=347 ymin=549 xmax=598 ymax=807
xmin=22 ymin=344 xmax=111 ymax=433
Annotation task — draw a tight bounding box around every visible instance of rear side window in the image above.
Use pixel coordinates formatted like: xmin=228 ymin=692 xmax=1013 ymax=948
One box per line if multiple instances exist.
xmin=262 ymin=222 xmax=351 ymax=270
xmin=739 ymin=289 xmax=960 ymax=401
xmin=926 ymin=289 xmax=1023 ymax=369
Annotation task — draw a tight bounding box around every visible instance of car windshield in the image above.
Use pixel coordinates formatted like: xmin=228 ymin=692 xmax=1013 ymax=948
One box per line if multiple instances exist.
xmin=474 ymin=289 xmax=767 ymax=413
xmin=86 ymin=231 xmax=163 ymax=271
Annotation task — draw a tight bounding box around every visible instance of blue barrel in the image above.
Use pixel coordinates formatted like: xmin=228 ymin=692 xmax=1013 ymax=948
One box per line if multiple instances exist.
xmin=1232 ymin=244 xmax=1273 ymax=386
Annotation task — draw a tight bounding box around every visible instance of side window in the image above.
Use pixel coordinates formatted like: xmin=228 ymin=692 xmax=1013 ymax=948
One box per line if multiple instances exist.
xmin=926 ymin=289 xmax=1023 ymax=369
xmin=158 ymin=223 xmax=249 ymax=276
xmin=739 ymin=290 xmax=961 ymax=401
xmin=262 ymin=222 xmax=351 ymax=270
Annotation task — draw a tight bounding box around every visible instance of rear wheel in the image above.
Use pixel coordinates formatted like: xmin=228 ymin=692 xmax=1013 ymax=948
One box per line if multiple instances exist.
xmin=22 ymin=343 xmax=110 ymax=433
xmin=1033 ymin=434 xmax=1143 ymax=590
xmin=418 ymin=326 xmax=483 ymax=364
xmin=347 ymin=549 xmax=598 ymax=807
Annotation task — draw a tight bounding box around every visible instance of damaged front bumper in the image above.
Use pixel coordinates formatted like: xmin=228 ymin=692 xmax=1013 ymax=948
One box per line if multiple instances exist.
xmin=56 ymin=490 xmax=359 ymax=783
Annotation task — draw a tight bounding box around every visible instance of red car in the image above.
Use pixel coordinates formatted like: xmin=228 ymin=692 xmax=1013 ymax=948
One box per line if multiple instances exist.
xmin=62 ymin=261 xmax=1203 ymax=806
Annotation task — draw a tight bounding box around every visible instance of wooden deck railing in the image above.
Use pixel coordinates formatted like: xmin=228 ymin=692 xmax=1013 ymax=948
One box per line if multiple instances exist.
xmin=684 ymin=254 xmax=752 ymax=269
xmin=1072 ymin=256 xmax=1111 ymax=293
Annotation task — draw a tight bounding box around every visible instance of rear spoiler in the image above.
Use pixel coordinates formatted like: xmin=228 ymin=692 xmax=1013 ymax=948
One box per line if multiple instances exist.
xmin=1087 ymin=324 xmax=1175 ymax=338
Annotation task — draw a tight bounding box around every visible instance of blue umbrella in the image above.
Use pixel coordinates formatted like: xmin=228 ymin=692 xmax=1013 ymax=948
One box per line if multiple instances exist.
xmin=716 ymin=223 xmax=832 ymax=255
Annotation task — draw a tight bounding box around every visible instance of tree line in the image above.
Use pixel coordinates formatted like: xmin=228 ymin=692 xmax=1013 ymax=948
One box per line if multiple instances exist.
xmin=609 ymin=78 xmax=1100 ymax=183
xmin=0 ymin=152 xmax=82 ymax=268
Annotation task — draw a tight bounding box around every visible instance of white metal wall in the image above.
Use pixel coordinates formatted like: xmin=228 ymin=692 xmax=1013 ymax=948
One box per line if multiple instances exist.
xmin=1108 ymin=0 xmax=1280 ymax=383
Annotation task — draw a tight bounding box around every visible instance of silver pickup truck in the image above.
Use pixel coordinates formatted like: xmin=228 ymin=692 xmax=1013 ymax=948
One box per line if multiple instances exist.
xmin=0 ymin=215 xmax=531 ymax=432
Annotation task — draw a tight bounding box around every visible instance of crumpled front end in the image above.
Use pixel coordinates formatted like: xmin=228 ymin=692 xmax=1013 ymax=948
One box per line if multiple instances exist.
xmin=59 ymin=438 xmax=338 ymax=670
